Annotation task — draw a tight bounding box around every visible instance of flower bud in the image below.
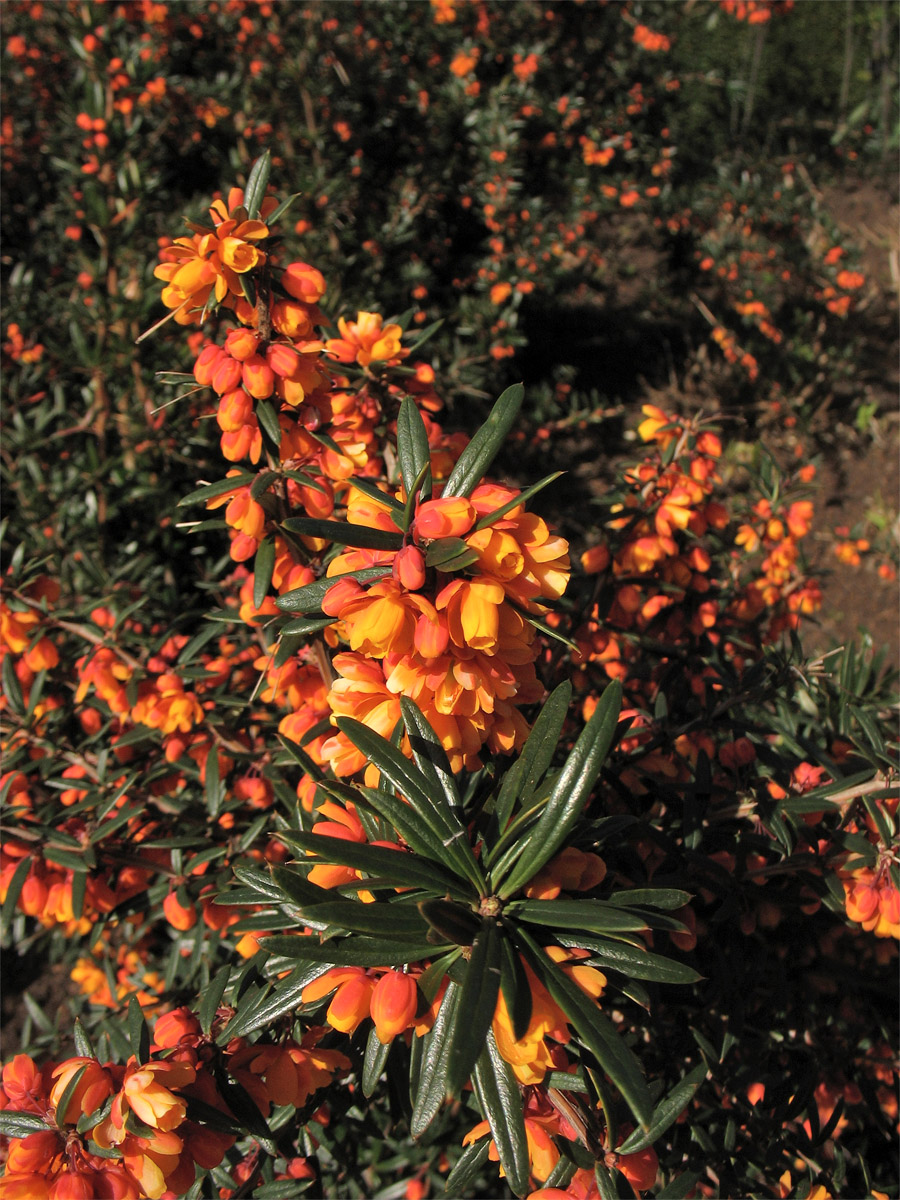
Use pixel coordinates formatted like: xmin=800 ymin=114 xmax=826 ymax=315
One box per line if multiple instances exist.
xmin=370 ymin=971 xmax=418 ymax=1043
xmin=393 ymin=545 xmax=426 ymax=591
xmin=282 ymin=261 xmax=326 ymax=304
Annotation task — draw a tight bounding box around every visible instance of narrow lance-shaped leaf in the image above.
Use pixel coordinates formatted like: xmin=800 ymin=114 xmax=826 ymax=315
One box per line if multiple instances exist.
xmin=253 ymin=536 xmax=275 ymax=610
xmin=497 ymin=679 xmax=622 ymax=898
xmin=617 ymin=1061 xmax=708 ymax=1154
xmin=410 ymin=980 xmax=460 ymax=1137
xmin=513 ymin=898 xmax=650 ymax=935
xmin=278 ymin=831 xmax=472 ymax=899
xmin=276 ymin=566 xmax=390 ymax=613
xmin=243 ymin=149 xmax=271 ymax=220
xmin=362 ymin=1026 xmax=392 ymax=1098
xmin=178 ymin=473 xmax=255 ymax=507
xmin=351 ymin=780 xmax=466 ymax=872
xmin=264 ymin=933 xmax=444 ymax=967
xmin=280 ymin=517 xmax=403 ymax=551
xmin=491 ymin=680 xmax=572 ymax=844
xmin=396 ymin=397 xmax=433 ymax=500
xmin=285 ymin=898 xmax=431 ymax=941
xmin=498 ymin=926 xmax=532 ymax=1042
xmin=446 ymin=919 xmax=503 ymax=1099
xmin=473 ymin=470 xmax=564 ymax=531
xmin=334 ymin=717 xmax=485 ymax=892
xmin=219 ymin=963 xmax=331 ymax=1042
xmin=199 ymin=966 xmax=233 ymax=1036
xmin=128 ymin=995 xmax=150 ymax=1065
xmin=443 ymin=383 xmax=525 ymax=498
xmin=471 ymin=1029 xmax=530 ymax=1197
xmin=400 ymin=696 xmax=460 ymax=812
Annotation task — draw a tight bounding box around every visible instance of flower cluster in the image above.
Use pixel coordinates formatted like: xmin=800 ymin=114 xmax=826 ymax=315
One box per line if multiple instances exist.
xmin=0 ymin=1012 xmax=348 ymax=1200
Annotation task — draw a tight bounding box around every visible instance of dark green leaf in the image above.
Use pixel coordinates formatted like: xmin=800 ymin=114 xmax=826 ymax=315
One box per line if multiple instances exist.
xmin=594 ymin=1161 xmax=621 ymax=1200
xmin=73 ymin=1019 xmax=95 ymax=1059
xmin=264 ymin=191 xmax=301 ymax=226
xmin=362 ymin=1025 xmax=392 ymax=1097
xmin=176 ymin=473 xmax=255 ymax=508
xmin=444 ymin=1138 xmax=491 ymax=1195
xmin=270 ymin=866 xmax=335 ymax=910
xmin=253 ymin=537 xmax=276 ymax=610
xmin=214 ymin=1069 xmax=276 ymax=1153
xmin=279 ymin=616 xmax=334 ymax=637
xmin=255 ymin=398 xmax=282 ymax=448
xmin=276 ymin=567 xmax=391 ymax=613
xmin=399 ymin=461 xmax=433 ymax=534
xmin=264 ymin=933 xmax=444 ymax=967
xmin=443 ymin=383 xmax=525 ymax=498
xmin=558 ymin=935 xmax=702 ymax=984
xmin=401 ymin=696 xmax=460 ymax=812
xmin=250 ymin=470 xmax=281 ymax=501
xmin=407 ymin=317 xmax=444 ymax=351
xmin=423 ymin=537 xmax=480 ymax=572
xmin=411 ymin=981 xmax=460 ymax=1137
xmin=618 ymin=1062 xmax=708 ymax=1153
xmin=205 ymin=744 xmax=222 ymax=818
xmin=128 ymin=995 xmax=150 ymax=1065
xmin=605 ymin=889 xmax=692 ymax=910
xmin=289 ymin=898 xmax=431 ymax=941
xmin=244 ymin=149 xmax=271 ymax=220
xmin=342 ymin=475 xmax=406 ymax=515
xmin=334 ymin=718 xmax=484 ymax=890
xmin=1 ymin=854 xmax=33 ymax=933
xmin=515 ymin=899 xmax=650 ymax=934
xmin=199 ymin=966 xmax=233 ymax=1035
xmin=446 ymin=919 xmax=503 ymax=1099
xmin=471 ymin=1030 xmax=530 ymax=1196
xmin=0 ymin=1111 xmax=49 ymax=1138
xmin=498 ymin=927 xmax=532 ymax=1042
xmin=497 ymin=679 xmax=622 ymax=898
xmin=219 ymin=963 xmax=330 ymax=1041
xmin=2 ymin=653 xmax=23 ymax=715
xmin=396 ymin=397 xmax=433 ymax=500
xmin=419 ymin=898 xmax=481 ymax=946
xmin=52 ymin=1062 xmax=89 ymax=1125
xmin=281 ymin=517 xmax=403 ymax=550
xmin=352 ymin=779 xmax=468 ymax=871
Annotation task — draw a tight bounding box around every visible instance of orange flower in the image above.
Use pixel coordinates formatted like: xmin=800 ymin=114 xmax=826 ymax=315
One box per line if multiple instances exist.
xmin=49 ymin=1057 xmax=114 ymax=1123
xmin=325 ymin=311 xmax=405 ymax=367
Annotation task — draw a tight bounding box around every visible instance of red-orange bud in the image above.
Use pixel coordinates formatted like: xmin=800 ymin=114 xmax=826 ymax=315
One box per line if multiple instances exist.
xmin=393 ymin=545 xmax=427 ymax=591
xmin=370 ymin=971 xmax=419 ymax=1043
xmin=283 ymin=261 xmax=327 ymax=304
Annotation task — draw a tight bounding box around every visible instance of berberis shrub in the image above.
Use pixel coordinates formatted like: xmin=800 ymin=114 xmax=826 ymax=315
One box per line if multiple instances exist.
xmin=1 ymin=4 xmax=897 ymax=1200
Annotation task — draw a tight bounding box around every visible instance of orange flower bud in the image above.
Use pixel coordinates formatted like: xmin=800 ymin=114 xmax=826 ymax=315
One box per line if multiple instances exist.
xmin=211 ymin=353 xmax=242 ymax=396
xmin=153 ymin=1007 xmax=202 ymax=1049
xmin=414 ymin=497 xmax=476 ymax=540
xmin=266 ymin=343 xmax=302 ymax=379
xmin=283 ymin=261 xmax=327 ymax=304
xmin=370 ymin=971 xmax=419 ymax=1043
xmin=242 ymin=355 xmax=275 ymax=400
xmin=393 ymin=544 xmax=427 ymax=591
xmin=326 ymin=973 xmax=375 ymax=1034
xmin=163 ymin=890 xmax=197 ymax=931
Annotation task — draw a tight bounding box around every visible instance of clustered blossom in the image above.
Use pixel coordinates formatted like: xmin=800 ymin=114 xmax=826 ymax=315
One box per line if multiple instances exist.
xmin=0 ymin=1015 xmax=348 ymax=1200
xmin=313 ymin=481 xmax=570 ymax=778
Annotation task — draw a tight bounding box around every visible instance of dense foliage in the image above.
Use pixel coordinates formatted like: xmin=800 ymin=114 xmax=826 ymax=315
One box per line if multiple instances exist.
xmin=1 ymin=3 xmax=897 ymax=1199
